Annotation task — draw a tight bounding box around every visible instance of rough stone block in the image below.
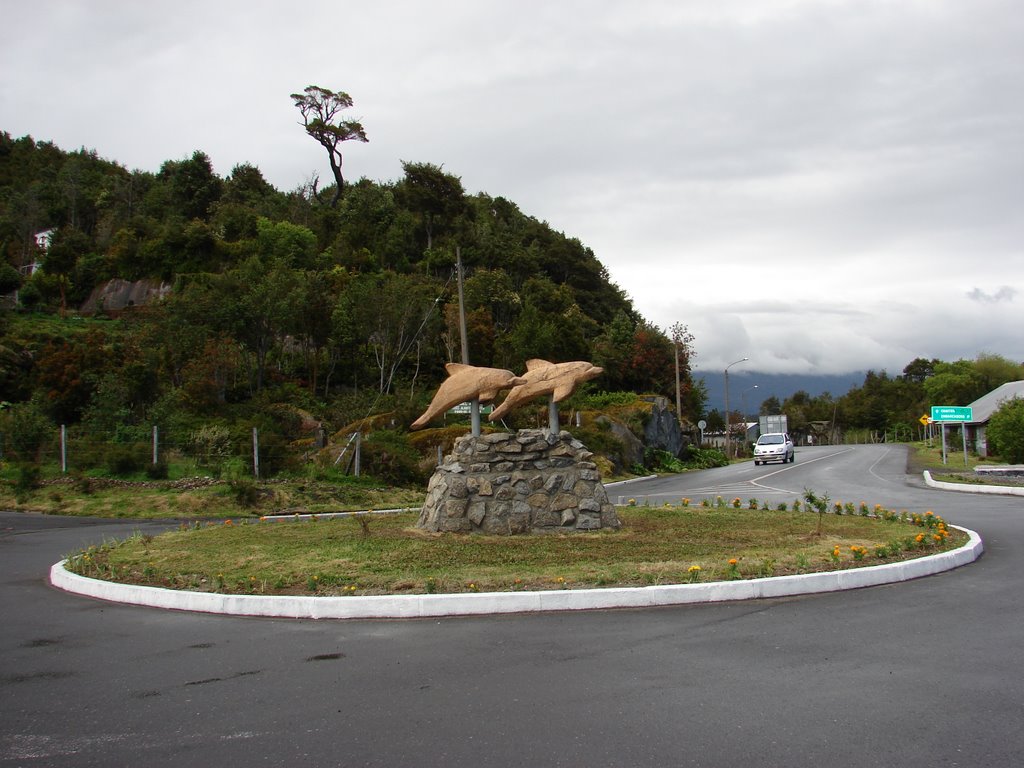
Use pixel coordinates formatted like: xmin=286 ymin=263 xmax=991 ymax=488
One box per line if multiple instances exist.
xmin=448 ymin=476 xmax=468 ymax=498
xmin=495 ymin=485 xmax=516 ymax=501
xmin=467 ymin=501 xmax=487 ymax=526
xmin=579 ymin=498 xmax=602 ymax=513
xmin=445 ymin=498 xmax=469 ymax=518
xmin=551 ymin=493 xmax=578 ymax=512
xmin=560 ymin=509 xmax=577 ymax=526
xmin=526 ymin=492 xmax=551 ymax=511
xmin=544 ymin=474 xmax=565 ymax=493
xmin=576 ymin=512 xmax=602 ymax=530
xmin=442 ymin=518 xmax=472 ymax=532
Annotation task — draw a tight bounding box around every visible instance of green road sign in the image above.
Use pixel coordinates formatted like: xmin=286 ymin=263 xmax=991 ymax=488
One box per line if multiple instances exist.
xmin=930 ymin=405 xmax=973 ymax=422
xmin=448 ymin=402 xmax=494 ymax=415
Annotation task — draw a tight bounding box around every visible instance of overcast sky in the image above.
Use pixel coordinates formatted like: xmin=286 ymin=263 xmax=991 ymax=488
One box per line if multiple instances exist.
xmin=3 ymin=0 xmax=1022 ymax=375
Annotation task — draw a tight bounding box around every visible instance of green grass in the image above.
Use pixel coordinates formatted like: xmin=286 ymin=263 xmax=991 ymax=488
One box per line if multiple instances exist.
xmin=66 ymin=503 xmax=964 ymax=595
xmin=0 ymin=476 xmax=426 ymax=519
xmin=908 ymin=441 xmax=1023 ymax=487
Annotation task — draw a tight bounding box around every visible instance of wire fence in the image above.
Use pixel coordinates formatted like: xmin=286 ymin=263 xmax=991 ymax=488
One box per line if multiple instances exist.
xmin=0 ymin=424 xmax=363 ymax=481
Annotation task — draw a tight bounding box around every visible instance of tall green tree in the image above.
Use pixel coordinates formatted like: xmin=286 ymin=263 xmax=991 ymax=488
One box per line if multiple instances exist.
xmin=291 ymin=86 xmax=368 ymax=207
xmin=394 ymin=161 xmax=466 ymax=252
xmin=157 ymin=151 xmax=223 ymax=221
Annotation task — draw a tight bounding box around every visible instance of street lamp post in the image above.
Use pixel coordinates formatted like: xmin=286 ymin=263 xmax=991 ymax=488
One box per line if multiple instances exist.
xmin=741 ymin=384 xmax=759 ymax=424
xmin=723 ymin=357 xmax=748 ymax=458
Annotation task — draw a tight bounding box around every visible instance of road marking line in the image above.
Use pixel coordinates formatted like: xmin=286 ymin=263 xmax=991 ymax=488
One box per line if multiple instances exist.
xmin=749 ymin=447 xmax=857 ymax=494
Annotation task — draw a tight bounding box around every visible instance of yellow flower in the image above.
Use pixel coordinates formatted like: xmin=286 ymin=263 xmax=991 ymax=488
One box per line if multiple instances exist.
xmin=688 ymin=565 xmax=701 ymax=573
xmin=728 ymin=558 xmax=738 ymax=566
xmin=915 ymin=534 xmax=924 ymax=542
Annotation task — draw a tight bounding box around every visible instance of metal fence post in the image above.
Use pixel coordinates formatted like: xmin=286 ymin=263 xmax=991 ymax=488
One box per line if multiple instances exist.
xmin=252 ymin=427 xmax=260 ymax=479
xmin=61 ymin=424 xmax=67 ymax=474
xmin=354 ymin=432 xmax=361 ymax=477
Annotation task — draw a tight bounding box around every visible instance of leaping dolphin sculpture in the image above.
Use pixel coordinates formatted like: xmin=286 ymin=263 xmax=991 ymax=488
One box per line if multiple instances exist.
xmin=487 ymin=359 xmax=603 ymax=422
xmin=411 ymin=364 xmax=525 ymax=430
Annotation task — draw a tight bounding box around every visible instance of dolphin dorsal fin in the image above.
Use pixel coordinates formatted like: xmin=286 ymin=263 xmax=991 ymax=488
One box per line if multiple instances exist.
xmin=552 ymin=383 xmax=576 ymax=401
xmin=525 ymin=359 xmax=553 ymax=371
xmin=445 ymin=363 xmax=472 ymax=375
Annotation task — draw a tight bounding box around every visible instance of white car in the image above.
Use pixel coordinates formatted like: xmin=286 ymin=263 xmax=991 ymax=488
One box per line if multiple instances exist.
xmin=753 ymin=432 xmax=795 ymax=465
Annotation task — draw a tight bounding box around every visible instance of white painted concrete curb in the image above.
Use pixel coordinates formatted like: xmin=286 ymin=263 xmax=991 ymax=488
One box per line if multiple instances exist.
xmin=604 ymin=475 xmax=658 ymax=487
xmin=50 ymin=525 xmax=982 ymax=620
xmin=924 ymin=471 xmax=1024 ymax=497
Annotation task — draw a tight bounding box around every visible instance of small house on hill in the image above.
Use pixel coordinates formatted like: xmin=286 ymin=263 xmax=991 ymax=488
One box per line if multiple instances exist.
xmin=966 ymin=380 xmax=1024 ymax=457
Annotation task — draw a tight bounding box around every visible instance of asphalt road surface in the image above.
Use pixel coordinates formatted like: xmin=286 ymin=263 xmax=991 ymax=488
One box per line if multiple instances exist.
xmin=2 ymin=444 xmax=1022 ymax=767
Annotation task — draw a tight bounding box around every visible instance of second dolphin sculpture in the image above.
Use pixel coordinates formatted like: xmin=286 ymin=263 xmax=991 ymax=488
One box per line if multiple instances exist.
xmin=411 ymin=364 xmax=525 ymax=430
xmin=488 ymin=359 xmax=603 ymax=422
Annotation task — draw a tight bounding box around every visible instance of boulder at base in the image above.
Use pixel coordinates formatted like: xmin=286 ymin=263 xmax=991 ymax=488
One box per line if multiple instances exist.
xmin=417 ymin=430 xmax=622 ymax=534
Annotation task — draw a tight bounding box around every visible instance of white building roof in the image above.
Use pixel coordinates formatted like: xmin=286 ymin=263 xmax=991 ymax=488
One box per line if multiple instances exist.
xmin=967 ymin=380 xmax=1024 ymax=424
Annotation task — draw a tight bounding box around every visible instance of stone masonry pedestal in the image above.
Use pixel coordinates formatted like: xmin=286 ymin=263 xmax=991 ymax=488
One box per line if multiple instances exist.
xmin=416 ymin=430 xmax=622 ymax=534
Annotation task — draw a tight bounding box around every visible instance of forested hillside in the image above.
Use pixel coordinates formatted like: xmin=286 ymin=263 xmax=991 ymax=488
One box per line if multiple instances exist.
xmin=3 ymin=126 xmax=1020 ymax=483
xmin=0 ymin=129 xmax=704 ymax=479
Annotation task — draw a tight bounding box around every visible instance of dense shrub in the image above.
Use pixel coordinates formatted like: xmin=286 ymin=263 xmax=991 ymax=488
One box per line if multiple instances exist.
xmin=679 ymin=446 xmax=729 ymax=469
xmin=146 ymin=460 xmax=169 ymax=480
xmin=14 ymin=463 xmax=42 ymax=501
xmin=644 ymin=448 xmax=685 ymax=473
xmin=187 ymin=425 xmax=233 ymax=471
xmin=987 ymin=398 xmax=1024 ymax=463
xmin=104 ymin=443 xmax=146 ymax=476
xmin=0 ymin=402 xmax=53 ymax=462
xmin=576 ymin=391 xmax=640 ymax=409
xmin=361 ymin=430 xmax=428 ymax=486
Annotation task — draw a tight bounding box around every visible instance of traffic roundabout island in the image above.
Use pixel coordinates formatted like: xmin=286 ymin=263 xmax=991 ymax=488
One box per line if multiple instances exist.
xmin=50 ymin=524 xmax=982 ymax=620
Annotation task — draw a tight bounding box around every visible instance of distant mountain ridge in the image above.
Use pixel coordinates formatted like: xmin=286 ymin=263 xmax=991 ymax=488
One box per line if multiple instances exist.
xmin=695 ymin=371 xmax=867 ymax=415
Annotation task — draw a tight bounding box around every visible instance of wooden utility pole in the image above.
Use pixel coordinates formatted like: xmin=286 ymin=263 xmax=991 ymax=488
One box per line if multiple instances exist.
xmin=456 ymin=247 xmax=481 ymax=436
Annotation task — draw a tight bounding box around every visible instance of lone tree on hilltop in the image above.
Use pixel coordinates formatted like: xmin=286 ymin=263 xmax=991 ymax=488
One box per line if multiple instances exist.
xmin=290 ymin=85 xmax=368 ymax=207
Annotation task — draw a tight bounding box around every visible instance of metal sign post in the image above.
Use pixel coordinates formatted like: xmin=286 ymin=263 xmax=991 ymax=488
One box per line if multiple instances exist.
xmin=930 ymin=406 xmax=973 ymax=468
